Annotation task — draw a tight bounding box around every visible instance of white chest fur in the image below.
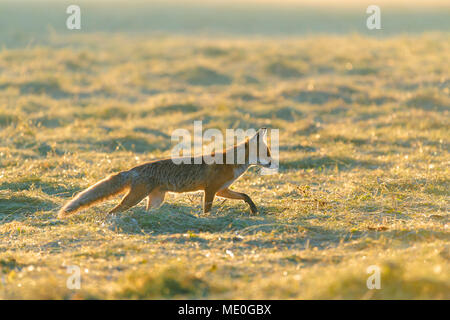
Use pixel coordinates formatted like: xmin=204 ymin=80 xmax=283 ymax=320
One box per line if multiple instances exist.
xmin=219 ymin=165 xmax=248 ymax=191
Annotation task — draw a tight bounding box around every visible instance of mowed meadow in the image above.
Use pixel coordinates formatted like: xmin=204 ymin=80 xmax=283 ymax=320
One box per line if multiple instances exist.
xmin=0 ymin=30 xmax=449 ymax=298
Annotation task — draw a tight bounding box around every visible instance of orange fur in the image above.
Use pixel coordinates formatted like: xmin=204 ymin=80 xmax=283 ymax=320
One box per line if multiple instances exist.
xmin=58 ymin=128 xmax=272 ymax=218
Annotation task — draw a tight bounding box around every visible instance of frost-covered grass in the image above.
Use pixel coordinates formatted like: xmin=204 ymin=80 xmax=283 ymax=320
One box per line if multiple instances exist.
xmin=0 ymin=32 xmax=449 ymax=299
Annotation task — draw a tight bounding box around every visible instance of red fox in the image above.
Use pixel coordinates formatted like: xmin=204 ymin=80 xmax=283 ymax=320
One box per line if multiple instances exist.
xmin=58 ymin=128 xmax=274 ymax=218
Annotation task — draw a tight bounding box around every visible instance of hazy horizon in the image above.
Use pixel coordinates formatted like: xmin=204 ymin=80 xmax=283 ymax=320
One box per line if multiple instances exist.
xmin=0 ymin=0 xmax=449 ymax=48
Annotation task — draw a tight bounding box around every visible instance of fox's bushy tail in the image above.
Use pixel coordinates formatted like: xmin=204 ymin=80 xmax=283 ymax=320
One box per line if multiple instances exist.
xmin=58 ymin=171 xmax=131 ymax=218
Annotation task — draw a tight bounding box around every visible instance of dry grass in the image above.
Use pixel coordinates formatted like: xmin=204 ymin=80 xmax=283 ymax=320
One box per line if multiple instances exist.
xmin=0 ymin=32 xmax=449 ymax=299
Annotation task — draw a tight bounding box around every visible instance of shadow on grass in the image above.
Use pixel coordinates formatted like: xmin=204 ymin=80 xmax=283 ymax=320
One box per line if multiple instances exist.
xmin=96 ymin=136 xmax=170 ymax=153
xmin=283 ymin=89 xmax=348 ymax=105
xmin=265 ymin=61 xmax=304 ymax=79
xmin=254 ymin=106 xmax=303 ymax=122
xmin=132 ymin=127 xmax=170 ymax=138
xmin=62 ymin=136 xmax=171 ymax=153
xmin=102 ymin=202 xmax=359 ymax=251
xmin=279 ymin=144 xmax=317 ymax=152
xmin=281 ymin=155 xmax=385 ymax=171
xmin=0 ymin=80 xmax=71 ymax=99
xmin=283 ymin=87 xmax=397 ymax=107
xmin=177 ymin=66 xmax=232 ymax=86
xmin=0 ymin=194 xmax=56 ymax=217
xmin=151 ymin=103 xmax=200 ymax=116
xmin=379 ymin=229 xmax=449 ymax=242
xmin=0 ymin=178 xmax=80 ymax=196
xmin=406 ymin=92 xmax=448 ymax=112
xmin=107 ymin=202 xmax=276 ymax=235
xmin=59 ymin=199 xmax=447 ymax=253
xmin=11 ymin=140 xmax=65 ymax=157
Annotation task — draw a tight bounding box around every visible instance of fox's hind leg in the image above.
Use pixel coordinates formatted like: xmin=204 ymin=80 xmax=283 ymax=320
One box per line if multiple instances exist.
xmin=109 ymin=183 xmax=150 ymax=214
xmin=216 ymin=188 xmax=258 ymax=214
xmin=146 ymin=188 xmax=166 ymax=211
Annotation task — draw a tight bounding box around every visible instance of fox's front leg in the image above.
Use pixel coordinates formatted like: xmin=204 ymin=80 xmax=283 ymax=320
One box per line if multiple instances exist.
xmin=216 ymin=188 xmax=258 ymax=214
xmin=203 ymin=189 xmax=216 ymax=213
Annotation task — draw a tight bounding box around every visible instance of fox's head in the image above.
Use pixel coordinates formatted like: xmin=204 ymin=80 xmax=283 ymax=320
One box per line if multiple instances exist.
xmin=245 ymin=128 xmax=273 ymax=168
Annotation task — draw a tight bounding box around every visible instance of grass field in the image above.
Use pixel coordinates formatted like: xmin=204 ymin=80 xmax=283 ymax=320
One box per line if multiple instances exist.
xmin=0 ymin=29 xmax=449 ymax=299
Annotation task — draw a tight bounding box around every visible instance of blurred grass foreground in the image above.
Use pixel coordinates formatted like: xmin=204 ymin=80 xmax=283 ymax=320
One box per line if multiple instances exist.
xmin=0 ymin=0 xmax=449 ymax=299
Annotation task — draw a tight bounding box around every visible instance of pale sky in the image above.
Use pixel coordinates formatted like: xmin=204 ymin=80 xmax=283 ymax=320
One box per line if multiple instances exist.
xmin=27 ymin=0 xmax=450 ymax=8
xmin=142 ymin=0 xmax=449 ymax=8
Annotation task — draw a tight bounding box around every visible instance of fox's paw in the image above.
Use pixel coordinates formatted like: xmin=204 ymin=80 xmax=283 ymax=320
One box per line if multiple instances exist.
xmin=249 ymin=205 xmax=258 ymax=215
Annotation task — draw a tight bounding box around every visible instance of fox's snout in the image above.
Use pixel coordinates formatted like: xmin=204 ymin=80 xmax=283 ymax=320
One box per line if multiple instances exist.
xmin=262 ymin=159 xmax=272 ymax=168
xmin=260 ymin=158 xmax=277 ymax=169
xmin=255 ymin=155 xmax=271 ymax=167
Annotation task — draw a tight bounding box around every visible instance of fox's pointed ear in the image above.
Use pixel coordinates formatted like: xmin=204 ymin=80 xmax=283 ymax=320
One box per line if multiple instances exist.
xmin=248 ymin=128 xmax=267 ymax=144
xmin=258 ymin=127 xmax=268 ymax=141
